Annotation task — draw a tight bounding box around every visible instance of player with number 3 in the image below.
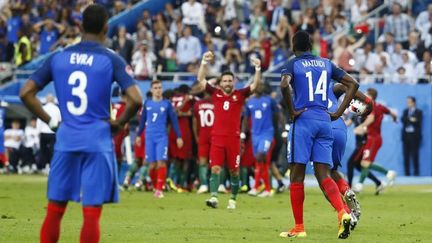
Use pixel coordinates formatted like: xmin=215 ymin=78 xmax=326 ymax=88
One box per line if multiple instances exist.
xmin=195 ymin=51 xmax=261 ymax=210
xmin=20 ymin=4 xmax=143 ymax=242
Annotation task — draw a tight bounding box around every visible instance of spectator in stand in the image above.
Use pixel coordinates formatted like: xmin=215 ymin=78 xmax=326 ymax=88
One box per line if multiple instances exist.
xmin=400 ymin=51 xmax=416 ymax=83
xmin=20 ymin=13 xmax=33 ymax=38
xmin=415 ymin=4 xmax=432 ymax=38
xmin=249 ymin=5 xmax=267 ymax=40
xmin=6 ymin=10 xmax=21 ymax=43
xmin=4 ymin=120 xmax=24 ymax=173
xmin=112 ymin=25 xmax=134 ymax=64
xmin=238 ymin=28 xmax=249 ymax=54
xmin=274 ymin=15 xmax=293 ymax=49
xmin=351 ymin=0 xmax=368 ymax=22
xmin=176 ymin=26 xmax=201 ymax=71
xmin=332 ymin=33 xmax=366 ymax=73
xmin=269 ymin=0 xmax=287 ymax=33
xmin=164 ymin=2 xmax=181 ymax=24
xmin=37 ymin=94 xmax=61 ymax=174
xmin=375 ymin=42 xmax=394 ymax=82
xmin=0 ymin=33 xmax=14 ymax=62
xmin=141 ymin=10 xmax=153 ymax=29
xmin=390 ymin=43 xmax=404 ymax=69
xmin=311 ymin=29 xmax=328 ymax=58
xmin=222 ymin=36 xmax=242 ymax=72
xmin=408 ymin=31 xmax=426 ymax=61
xmin=22 ymin=117 xmax=39 ymax=173
xmin=384 ymin=3 xmax=414 ymax=49
xmin=132 ymin=40 xmax=156 ymax=80
xmin=14 ymin=27 xmax=32 ymax=66
xmin=33 ymin=18 xmax=65 ymax=55
xmin=50 ymin=25 xmax=81 ymax=50
xmin=401 ymin=96 xmax=423 ymax=176
xmin=157 ymin=32 xmax=177 ymax=72
xmin=221 ymin=0 xmax=239 ymax=25
xmin=415 ymin=50 xmax=431 ymax=82
xmin=181 ymin=0 xmax=206 ymax=37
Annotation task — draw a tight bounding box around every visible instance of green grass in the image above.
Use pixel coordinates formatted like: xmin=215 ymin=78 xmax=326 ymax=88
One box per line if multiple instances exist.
xmin=0 ymin=175 xmax=431 ymax=243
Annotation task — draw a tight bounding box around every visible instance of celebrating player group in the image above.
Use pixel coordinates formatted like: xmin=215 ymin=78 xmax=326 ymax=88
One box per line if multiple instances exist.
xmin=18 ymin=3 xmax=388 ymax=242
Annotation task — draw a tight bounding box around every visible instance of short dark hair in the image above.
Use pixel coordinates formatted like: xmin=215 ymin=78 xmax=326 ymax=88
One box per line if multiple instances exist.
xmin=293 ymin=31 xmax=312 ymax=52
xmin=220 ymin=70 xmax=235 ymax=79
xmin=407 ymin=96 xmax=416 ymax=103
xmin=82 ymin=4 xmax=108 ymax=34
xmin=367 ymin=88 xmax=378 ymax=100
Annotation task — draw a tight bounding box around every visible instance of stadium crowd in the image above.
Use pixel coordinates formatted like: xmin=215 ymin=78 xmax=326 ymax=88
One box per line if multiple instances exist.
xmin=0 ymin=0 xmax=432 ymax=83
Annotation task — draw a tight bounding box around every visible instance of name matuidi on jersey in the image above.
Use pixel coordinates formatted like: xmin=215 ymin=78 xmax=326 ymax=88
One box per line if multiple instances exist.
xmin=301 ymin=60 xmax=325 ymax=68
xmin=70 ymin=53 xmax=94 ymax=66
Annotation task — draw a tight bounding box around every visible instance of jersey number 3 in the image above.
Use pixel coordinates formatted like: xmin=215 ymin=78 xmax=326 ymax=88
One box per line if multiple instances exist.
xmin=306 ymin=71 xmax=327 ymax=102
xmin=67 ymin=71 xmax=88 ymax=115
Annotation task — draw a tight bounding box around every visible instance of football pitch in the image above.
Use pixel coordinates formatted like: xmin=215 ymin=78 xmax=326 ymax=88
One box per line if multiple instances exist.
xmin=1 ymin=175 xmax=431 ymax=243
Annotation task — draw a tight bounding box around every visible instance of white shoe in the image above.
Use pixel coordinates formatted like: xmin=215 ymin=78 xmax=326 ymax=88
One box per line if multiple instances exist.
xmin=248 ymin=188 xmax=258 ymax=196
xmin=205 ymin=196 xmax=218 ymax=208
xmin=352 ymin=183 xmax=363 ymax=193
xmin=375 ymin=183 xmax=386 ymax=195
xmin=386 ymin=170 xmax=396 ymax=186
xmin=258 ymin=190 xmax=272 ymax=198
xmin=218 ymin=184 xmax=228 ymax=193
xmin=197 ymin=185 xmax=209 ymax=194
xmin=227 ymin=199 xmax=236 ymax=209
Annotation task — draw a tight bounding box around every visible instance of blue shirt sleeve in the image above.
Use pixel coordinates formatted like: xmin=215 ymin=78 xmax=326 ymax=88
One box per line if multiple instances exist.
xmin=137 ymin=101 xmax=147 ymax=135
xmin=281 ymin=59 xmax=294 ymax=78
xmin=330 ymin=61 xmax=347 ymax=81
xmin=110 ymin=52 xmax=137 ymax=91
xmin=167 ymin=101 xmax=182 ymax=138
xmin=30 ymin=54 xmax=53 ymax=89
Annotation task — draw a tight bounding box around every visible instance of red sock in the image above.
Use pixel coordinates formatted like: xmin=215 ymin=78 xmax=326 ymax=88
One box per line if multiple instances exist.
xmin=156 ymin=166 xmax=167 ymax=191
xmin=290 ymin=182 xmax=304 ymax=225
xmin=149 ymin=168 xmax=157 ymax=188
xmin=80 ymin=207 xmax=102 ymax=243
xmin=254 ymin=163 xmax=261 ymax=189
xmin=336 ymin=178 xmax=350 ymax=195
xmin=320 ymin=177 xmax=345 ymax=213
xmin=261 ymin=163 xmax=271 ymax=192
xmin=40 ymin=202 xmax=67 ymax=243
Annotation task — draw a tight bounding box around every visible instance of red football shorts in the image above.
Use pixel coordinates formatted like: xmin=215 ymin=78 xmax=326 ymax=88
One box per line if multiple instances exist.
xmin=114 ymin=130 xmax=128 ymax=159
xmin=210 ymin=135 xmax=241 ymax=170
xmin=134 ymin=133 xmax=145 ymax=160
xmin=198 ymin=131 xmax=211 ymax=159
xmin=169 ymin=125 xmax=192 ymax=160
xmin=362 ymin=135 xmax=382 ymax=162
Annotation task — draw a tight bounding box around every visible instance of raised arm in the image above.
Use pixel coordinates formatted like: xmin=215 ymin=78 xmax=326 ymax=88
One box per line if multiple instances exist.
xmin=196 ymin=51 xmax=214 ymax=93
xmin=249 ymin=56 xmax=261 ymax=92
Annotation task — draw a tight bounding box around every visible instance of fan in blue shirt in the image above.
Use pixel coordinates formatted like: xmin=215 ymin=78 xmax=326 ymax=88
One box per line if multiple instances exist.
xmin=19 ymin=4 xmax=142 ymax=242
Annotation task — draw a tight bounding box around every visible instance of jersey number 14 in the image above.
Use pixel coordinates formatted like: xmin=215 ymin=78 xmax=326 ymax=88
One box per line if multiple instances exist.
xmin=306 ymin=71 xmax=327 ymax=102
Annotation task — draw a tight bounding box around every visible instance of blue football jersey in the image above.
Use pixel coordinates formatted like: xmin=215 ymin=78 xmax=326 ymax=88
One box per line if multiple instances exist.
xmin=30 ymin=41 xmax=136 ymax=152
xmin=328 ymin=82 xmax=347 ymax=131
xmin=245 ymin=95 xmax=278 ymax=135
xmin=281 ymin=52 xmax=346 ymax=120
xmin=137 ymin=99 xmax=181 ymax=138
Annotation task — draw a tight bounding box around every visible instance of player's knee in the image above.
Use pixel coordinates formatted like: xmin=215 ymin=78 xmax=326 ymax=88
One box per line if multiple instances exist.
xmin=211 ymin=166 xmax=221 ymax=174
xmin=230 ymin=169 xmax=240 ymax=177
xmin=361 ymin=160 xmax=371 ymax=168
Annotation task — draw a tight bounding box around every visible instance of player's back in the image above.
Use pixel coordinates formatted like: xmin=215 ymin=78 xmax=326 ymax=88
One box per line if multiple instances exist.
xmin=194 ymin=98 xmax=214 ymax=134
xmin=283 ymin=53 xmax=345 ymax=121
xmin=368 ymin=103 xmax=390 ymax=137
xmin=246 ymin=95 xmax=275 ymax=135
xmin=144 ymin=99 xmax=172 ymax=135
xmin=50 ymin=42 xmax=125 ymax=152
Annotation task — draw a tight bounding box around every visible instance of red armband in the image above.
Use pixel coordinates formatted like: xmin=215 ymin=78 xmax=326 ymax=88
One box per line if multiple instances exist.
xmin=364 ymin=96 xmax=372 ymax=104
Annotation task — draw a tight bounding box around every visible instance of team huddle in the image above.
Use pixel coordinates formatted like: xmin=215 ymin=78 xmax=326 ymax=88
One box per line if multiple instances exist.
xmin=18 ymin=4 xmax=399 ymax=242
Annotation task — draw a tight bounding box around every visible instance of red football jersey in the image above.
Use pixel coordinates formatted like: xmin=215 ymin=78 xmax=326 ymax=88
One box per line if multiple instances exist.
xmin=193 ymin=98 xmax=215 ymax=136
xmin=112 ymin=102 xmax=126 ymax=119
xmin=205 ymin=83 xmax=251 ymax=136
xmin=367 ymin=103 xmax=390 ymax=137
